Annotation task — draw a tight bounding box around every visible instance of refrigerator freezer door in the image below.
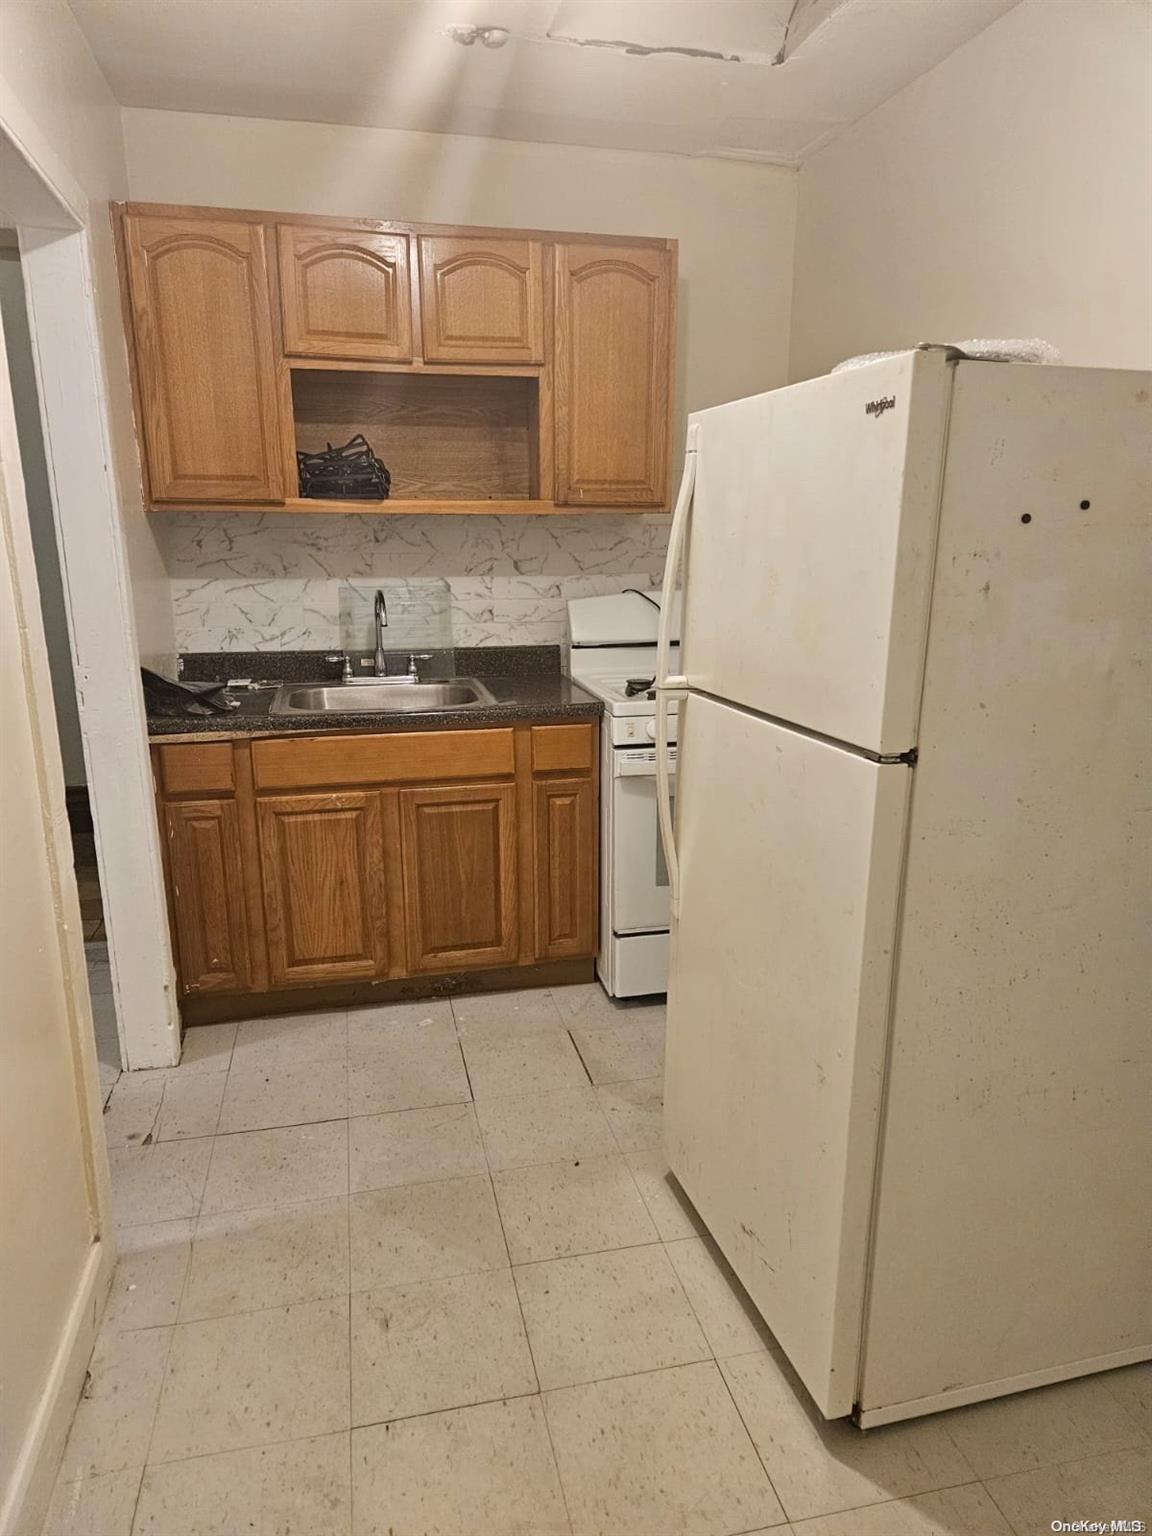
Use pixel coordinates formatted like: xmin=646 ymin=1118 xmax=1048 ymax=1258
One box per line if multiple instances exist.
xmin=681 ymin=349 xmax=953 ymax=756
xmin=663 ymin=692 xmax=910 ymax=1417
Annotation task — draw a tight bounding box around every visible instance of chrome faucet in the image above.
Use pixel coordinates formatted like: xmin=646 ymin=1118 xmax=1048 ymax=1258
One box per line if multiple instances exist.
xmin=374 ymin=589 xmax=388 ymax=676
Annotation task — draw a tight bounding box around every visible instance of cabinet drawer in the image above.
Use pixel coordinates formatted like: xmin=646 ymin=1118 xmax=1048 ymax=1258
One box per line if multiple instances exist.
xmin=531 ymin=723 xmax=594 ymax=774
xmin=252 ymin=729 xmax=516 ymax=790
xmin=158 ymin=742 xmax=235 ymax=796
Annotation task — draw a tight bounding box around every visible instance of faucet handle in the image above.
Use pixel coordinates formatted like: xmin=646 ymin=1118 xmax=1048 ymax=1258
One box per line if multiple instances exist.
xmin=326 ymin=652 xmax=354 ymax=682
xmin=407 ymin=652 xmax=433 ymax=678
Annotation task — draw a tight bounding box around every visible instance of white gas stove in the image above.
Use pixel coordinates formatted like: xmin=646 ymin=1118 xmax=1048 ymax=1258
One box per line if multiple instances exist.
xmin=567 ymin=593 xmax=680 ymax=997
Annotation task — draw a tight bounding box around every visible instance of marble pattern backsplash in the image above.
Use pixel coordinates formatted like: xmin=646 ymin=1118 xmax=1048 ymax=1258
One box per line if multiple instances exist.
xmin=158 ymin=513 xmax=671 ymax=652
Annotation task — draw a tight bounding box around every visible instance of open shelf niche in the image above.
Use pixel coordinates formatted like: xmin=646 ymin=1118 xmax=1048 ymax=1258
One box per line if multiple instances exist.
xmin=288 ymin=367 xmax=545 ymax=514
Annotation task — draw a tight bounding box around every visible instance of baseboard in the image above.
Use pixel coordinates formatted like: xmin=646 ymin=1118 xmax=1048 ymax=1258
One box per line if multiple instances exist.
xmin=180 ymin=957 xmax=595 ymax=1026
xmin=0 ymin=1238 xmax=114 ymax=1536
xmin=856 ymin=1344 xmax=1152 ymax=1428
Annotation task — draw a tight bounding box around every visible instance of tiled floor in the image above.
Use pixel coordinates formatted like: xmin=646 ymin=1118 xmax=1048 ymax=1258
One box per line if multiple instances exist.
xmin=44 ymin=984 xmax=1151 ymax=1535
xmin=86 ymin=940 xmax=122 ymax=1103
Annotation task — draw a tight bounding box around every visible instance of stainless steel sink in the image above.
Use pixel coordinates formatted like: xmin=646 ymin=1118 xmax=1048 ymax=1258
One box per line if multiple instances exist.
xmin=270 ymin=678 xmax=497 ymax=715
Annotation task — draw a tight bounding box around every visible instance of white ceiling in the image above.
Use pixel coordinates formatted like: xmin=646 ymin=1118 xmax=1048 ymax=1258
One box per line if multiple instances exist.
xmin=68 ymin=0 xmax=1021 ymax=166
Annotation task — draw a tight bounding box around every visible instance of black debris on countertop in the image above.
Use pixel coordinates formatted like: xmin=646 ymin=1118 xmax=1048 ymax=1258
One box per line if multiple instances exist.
xmin=148 ymin=645 xmax=599 ymax=740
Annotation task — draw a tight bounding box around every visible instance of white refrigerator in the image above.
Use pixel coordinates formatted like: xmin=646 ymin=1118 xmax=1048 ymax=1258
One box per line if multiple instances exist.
xmin=655 ymin=349 xmax=1151 ymax=1427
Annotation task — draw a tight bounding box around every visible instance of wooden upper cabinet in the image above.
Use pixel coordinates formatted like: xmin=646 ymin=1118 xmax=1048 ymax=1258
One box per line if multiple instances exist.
xmin=257 ymin=791 xmax=389 ymax=987
xmin=121 ymin=214 xmax=284 ymax=503
xmin=278 ymin=225 xmax=413 ymax=361
xmin=554 ymin=242 xmax=673 ymax=507
xmin=418 ymin=237 xmax=544 ymax=364
xmin=163 ymin=799 xmax=252 ymax=994
xmin=399 ymin=782 xmax=519 ymax=973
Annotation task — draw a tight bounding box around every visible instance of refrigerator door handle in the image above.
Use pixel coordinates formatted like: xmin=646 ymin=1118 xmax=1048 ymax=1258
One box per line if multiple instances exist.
xmin=655 ymin=423 xmax=698 ymax=913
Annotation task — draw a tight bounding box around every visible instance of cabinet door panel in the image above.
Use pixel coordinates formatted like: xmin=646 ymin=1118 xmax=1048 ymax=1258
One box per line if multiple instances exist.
xmin=419 ymin=237 xmax=543 ymax=363
xmin=164 ymin=799 xmax=251 ymax=993
xmin=554 ymin=243 xmax=672 ymax=506
xmin=123 ymin=215 xmax=284 ymax=503
xmin=533 ymin=777 xmax=597 ymax=960
xmin=400 ymin=782 xmax=519 ymax=972
xmin=279 ymin=226 xmax=412 ymax=361
xmin=258 ymin=792 xmax=388 ymax=986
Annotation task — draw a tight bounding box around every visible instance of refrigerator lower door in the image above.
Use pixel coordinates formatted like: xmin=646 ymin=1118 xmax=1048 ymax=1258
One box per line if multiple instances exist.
xmin=664 ymin=692 xmax=910 ymax=1418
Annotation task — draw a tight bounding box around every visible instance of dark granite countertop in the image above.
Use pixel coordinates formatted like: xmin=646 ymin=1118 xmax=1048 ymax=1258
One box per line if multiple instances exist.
xmin=146 ymin=646 xmax=601 ymax=742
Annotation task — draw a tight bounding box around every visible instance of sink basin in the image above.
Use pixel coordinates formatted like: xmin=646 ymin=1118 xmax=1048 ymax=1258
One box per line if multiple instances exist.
xmin=270 ymin=679 xmax=497 ymax=715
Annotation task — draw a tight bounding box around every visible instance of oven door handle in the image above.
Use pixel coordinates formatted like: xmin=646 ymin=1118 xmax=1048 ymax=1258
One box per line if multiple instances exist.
xmin=655 ymin=425 xmax=697 ymax=915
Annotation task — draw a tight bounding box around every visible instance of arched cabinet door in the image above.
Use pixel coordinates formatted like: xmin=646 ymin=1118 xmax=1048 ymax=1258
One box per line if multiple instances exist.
xmin=278 ymin=225 xmax=413 ymax=361
xmin=122 ymin=214 xmax=285 ymax=503
xmin=418 ymin=237 xmax=544 ymax=363
xmin=554 ymin=243 xmax=674 ymax=507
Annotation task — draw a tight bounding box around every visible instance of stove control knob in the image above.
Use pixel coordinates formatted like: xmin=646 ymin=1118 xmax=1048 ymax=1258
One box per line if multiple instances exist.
xmin=644 ymin=719 xmax=658 ymax=740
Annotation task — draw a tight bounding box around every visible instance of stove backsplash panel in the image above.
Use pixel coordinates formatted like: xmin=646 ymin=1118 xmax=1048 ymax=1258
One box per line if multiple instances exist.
xmin=159 ymin=512 xmax=670 ymax=652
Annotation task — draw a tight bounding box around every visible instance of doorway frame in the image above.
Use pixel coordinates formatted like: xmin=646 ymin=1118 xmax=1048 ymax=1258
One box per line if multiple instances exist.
xmin=0 ymin=102 xmax=180 ymax=1072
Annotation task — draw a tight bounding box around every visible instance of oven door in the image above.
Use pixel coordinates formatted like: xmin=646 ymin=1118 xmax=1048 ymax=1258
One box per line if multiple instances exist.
xmin=610 ymin=746 xmax=677 ymax=934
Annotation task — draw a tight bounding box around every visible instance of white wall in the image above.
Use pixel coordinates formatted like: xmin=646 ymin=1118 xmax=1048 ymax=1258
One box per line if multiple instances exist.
xmin=0 ymin=0 xmax=175 ymax=667
xmin=123 ymin=108 xmax=797 ymax=651
xmin=789 ymin=0 xmax=1152 ymax=381
xmin=0 ymin=262 xmax=113 ymax=1536
xmin=0 ymin=248 xmax=85 ymax=783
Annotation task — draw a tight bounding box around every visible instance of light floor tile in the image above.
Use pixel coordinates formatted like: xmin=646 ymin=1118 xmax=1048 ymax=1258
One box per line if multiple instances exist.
xmin=790 ymin=1482 xmax=1013 ymax=1535
xmin=720 ymin=1351 xmax=976 ymax=1522
xmin=568 ymin=1020 xmax=665 ymax=1085
xmin=108 ymin=1139 xmax=212 ymax=1226
xmin=201 ymin=1120 xmax=348 ymax=1214
xmin=347 ymin=998 xmax=455 ymax=1055
xmin=665 ymin=1235 xmax=771 ymax=1358
xmin=475 ymin=1084 xmax=617 ymax=1171
xmin=545 ymin=1360 xmax=785 ymax=1536
xmin=103 ymin=1220 xmax=194 ymax=1331
xmin=177 ymin=1021 xmax=236 ymax=1074
xmin=943 ymin=1373 xmax=1149 ymax=1480
xmin=350 ymin=1175 xmax=506 ymax=1290
xmin=595 ymin=1075 xmax=663 ymax=1152
xmin=155 ymin=1071 xmax=226 ymax=1141
xmin=57 ymin=1326 xmax=171 ymax=1480
xmin=461 ymin=1029 xmax=588 ymax=1100
xmin=1103 ymin=1361 xmax=1152 ymax=1438
xmin=347 ymin=1030 xmax=470 ymax=1117
xmin=150 ymin=1295 xmax=350 ymax=1462
xmin=133 ymin=1431 xmax=351 ymax=1535
xmin=452 ymin=987 xmax=564 ymax=1041
xmin=552 ymin=982 xmax=665 ymax=1031
xmin=40 ymin=1468 xmax=142 ymax=1536
xmin=514 ymin=1244 xmax=710 ymax=1390
xmin=231 ymin=1010 xmax=348 ymax=1071
xmin=349 ymin=1103 xmax=485 ymax=1192
xmin=983 ymin=1446 xmax=1152 ymax=1536
xmin=493 ymin=1154 xmax=658 ymax=1263
xmin=181 ymin=1197 xmax=349 ymax=1320
xmin=352 ymin=1396 xmax=570 ymax=1536
xmin=102 ymin=1075 xmax=164 ymax=1148
xmin=625 ymin=1150 xmax=708 ymax=1240
xmin=351 ymin=1268 xmax=536 ymax=1424
xmin=217 ymin=1057 xmax=349 ymax=1134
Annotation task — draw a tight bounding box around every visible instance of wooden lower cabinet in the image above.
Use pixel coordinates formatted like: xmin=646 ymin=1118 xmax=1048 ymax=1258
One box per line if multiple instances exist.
xmin=257 ymin=791 xmax=389 ymax=987
xmin=533 ymin=776 xmax=597 ymax=960
xmin=399 ymin=782 xmax=519 ymax=973
xmin=162 ymin=798 xmax=251 ymax=993
xmin=154 ymin=720 xmax=598 ymax=1003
